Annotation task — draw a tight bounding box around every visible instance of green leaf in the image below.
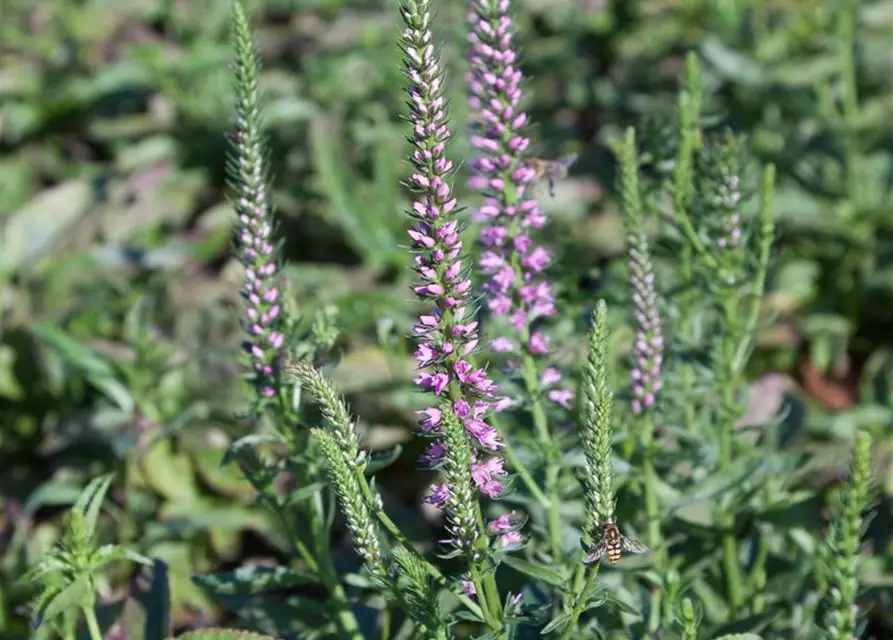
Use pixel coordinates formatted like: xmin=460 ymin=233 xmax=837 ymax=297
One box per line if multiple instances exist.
xmin=540 ymin=612 xmax=570 ymax=635
xmin=364 ymin=444 xmax=402 ymax=475
xmin=193 ymin=565 xmax=318 ymax=596
xmin=712 ymin=635 xmax=763 ymax=640
xmin=501 ymin=556 xmax=567 ymax=587
xmin=1 ymin=180 xmax=95 ymax=272
xmin=92 ymin=544 xmax=154 ymax=571
xmin=75 ymin=474 xmax=115 ymax=539
xmin=600 ymin=591 xmax=641 ymax=616
xmin=140 ymin=439 xmax=199 ymax=502
xmin=29 ymin=321 xmax=115 ymax=378
xmin=668 ymin=453 xmax=801 ymax=512
xmin=22 ymin=481 xmax=84 ymax=519
xmin=28 ymin=322 xmax=134 ymax=412
xmin=281 ymin=481 xmax=327 ymax=507
xmin=33 ymin=578 xmax=92 ymax=628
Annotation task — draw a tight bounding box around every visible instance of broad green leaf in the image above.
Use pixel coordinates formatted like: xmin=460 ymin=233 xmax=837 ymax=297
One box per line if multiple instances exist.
xmin=1 ymin=180 xmax=95 ymax=272
xmin=193 ymin=565 xmax=318 ymax=596
xmin=501 ymin=556 xmax=567 ymax=587
xmin=140 ymin=439 xmax=199 ymax=502
xmin=201 ymin=591 xmax=328 ymax=637
xmin=22 ymin=482 xmax=84 ymax=519
xmin=713 ymin=635 xmax=763 ymax=640
xmin=92 ymin=544 xmax=154 ymax=570
xmin=192 ymin=448 xmax=254 ymax=499
xmin=29 ymin=321 xmax=117 ymax=378
xmin=21 ymin=557 xmax=69 ymax=584
xmin=34 ymin=578 xmax=91 ymax=627
xmin=28 ymin=322 xmax=134 ymax=412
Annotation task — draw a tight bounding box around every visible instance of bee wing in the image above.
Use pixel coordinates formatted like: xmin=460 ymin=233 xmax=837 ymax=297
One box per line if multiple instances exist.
xmin=559 ymin=153 xmax=578 ymax=168
xmin=584 ymin=542 xmax=607 ymax=564
xmin=621 ymin=536 xmax=649 ymax=555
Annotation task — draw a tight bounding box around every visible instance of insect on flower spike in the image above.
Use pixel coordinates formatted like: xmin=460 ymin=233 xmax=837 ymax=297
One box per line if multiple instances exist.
xmin=585 ymin=521 xmax=648 ymax=566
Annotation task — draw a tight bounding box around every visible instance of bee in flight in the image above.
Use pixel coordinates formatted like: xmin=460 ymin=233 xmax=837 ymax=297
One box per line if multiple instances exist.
xmin=524 ymin=153 xmax=578 ymax=198
xmin=585 ymin=521 xmax=648 ymax=565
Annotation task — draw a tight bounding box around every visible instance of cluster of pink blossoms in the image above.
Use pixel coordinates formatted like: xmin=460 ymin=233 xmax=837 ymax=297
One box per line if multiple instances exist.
xmin=465 ymin=0 xmax=572 ymax=410
xmin=399 ymin=3 xmax=510 ymax=517
xmin=230 ymin=45 xmax=284 ymax=400
xmin=627 ymin=241 xmax=664 ymax=414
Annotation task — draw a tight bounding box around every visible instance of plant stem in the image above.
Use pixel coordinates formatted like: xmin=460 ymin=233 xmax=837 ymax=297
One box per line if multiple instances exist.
xmin=718 ymin=294 xmax=742 ymax=616
xmin=558 ymin=564 xmax=600 ymax=640
xmin=500 ymin=432 xmax=550 ymax=507
xmin=720 ymin=515 xmax=743 ymax=616
xmin=351 ymin=465 xmax=486 ymax=621
xmin=305 ymin=471 xmax=363 ymax=639
xmin=641 ymin=414 xmax=664 ymax=631
xmin=471 ymin=499 xmax=504 ymax=627
xmin=520 ymin=350 xmax=564 ymax=565
xmin=837 ymin=0 xmax=861 ymax=212
xmin=82 ymin=605 xmax=103 ymax=640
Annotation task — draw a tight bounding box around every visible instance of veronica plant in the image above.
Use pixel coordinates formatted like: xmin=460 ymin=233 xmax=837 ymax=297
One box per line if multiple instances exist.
xmin=174 ymin=3 xmax=887 ymax=639
xmin=465 ymin=0 xmax=573 ymax=590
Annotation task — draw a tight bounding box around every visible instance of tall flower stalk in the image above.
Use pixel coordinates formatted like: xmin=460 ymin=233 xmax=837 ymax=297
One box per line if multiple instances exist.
xmin=617 ymin=127 xmax=666 ymax=631
xmin=465 ymin=0 xmax=567 ymax=564
xmin=227 ymin=6 xmax=364 ymax=637
xmin=228 ymin=3 xmax=284 ymax=406
xmin=559 ymin=300 xmax=640 ymax=639
xmin=817 ymin=431 xmax=873 ymax=640
xmin=400 ymin=0 xmax=504 ymax=626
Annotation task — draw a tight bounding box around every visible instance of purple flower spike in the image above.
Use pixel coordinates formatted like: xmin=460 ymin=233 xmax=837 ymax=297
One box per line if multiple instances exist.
xmin=399 ymin=0 xmax=506 ymax=502
xmin=465 ymin=0 xmax=570 ymax=409
xmin=229 ymin=14 xmax=285 ymax=401
xmin=627 ymin=241 xmax=664 ymax=415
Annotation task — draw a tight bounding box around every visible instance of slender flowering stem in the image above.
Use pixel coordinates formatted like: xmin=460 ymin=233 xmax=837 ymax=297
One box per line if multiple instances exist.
xmin=617 ymin=128 xmax=666 ymax=630
xmin=399 ymin=0 xmax=505 ymax=626
xmin=465 ymin=0 xmax=567 ymax=564
xmin=561 ymin=300 xmax=616 ymax=640
xmin=228 ymin=8 xmax=362 ymax=638
xmin=228 ymin=3 xmax=284 ymax=405
xmin=819 ymin=431 xmax=872 ymax=640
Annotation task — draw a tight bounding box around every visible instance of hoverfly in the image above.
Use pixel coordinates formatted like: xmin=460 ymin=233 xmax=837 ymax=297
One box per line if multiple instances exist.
xmin=585 ymin=521 xmax=648 ymax=565
xmin=524 ymin=153 xmax=578 ymax=197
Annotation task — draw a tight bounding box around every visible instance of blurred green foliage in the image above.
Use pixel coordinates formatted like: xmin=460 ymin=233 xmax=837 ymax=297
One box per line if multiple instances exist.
xmin=2 ymin=0 xmax=893 ymax=637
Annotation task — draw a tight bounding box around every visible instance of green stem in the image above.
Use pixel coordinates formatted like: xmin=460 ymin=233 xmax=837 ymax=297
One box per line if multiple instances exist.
xmin=678 ymin=246 xmax=698 ymax=435
xmin=470 ymin=497 xmax=504 ymax=627
xmin=469 ymin=562 xmax=499 ymax=629
xmin=641 ymin=415 xmax=664 ymax=631
xmin=352 ymin=465 xmax=486 ymax=621
xmin=500 ymin=432 xmax=550 ymax=507
xmin=381 ymin=604 xmax=391 ymax=640
xmin=746 ymin=526 xmax=770 ymax=613
xmin=558 ymin=564 xmax=600 ymax=640
xmin=306 ymin=478 xmax=363 ymax=639
xmin=718 ymin=295 xmax=742 ymax=616
xmin=82 ymin=605 xmax=103 ymax=640
xmin=837 ymin=0 xmax=861 ymax=212
xmin=520 ymin=351 xmax=564 ymax=565
xmin=720 ymin=514 xmax=743 ymax=617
